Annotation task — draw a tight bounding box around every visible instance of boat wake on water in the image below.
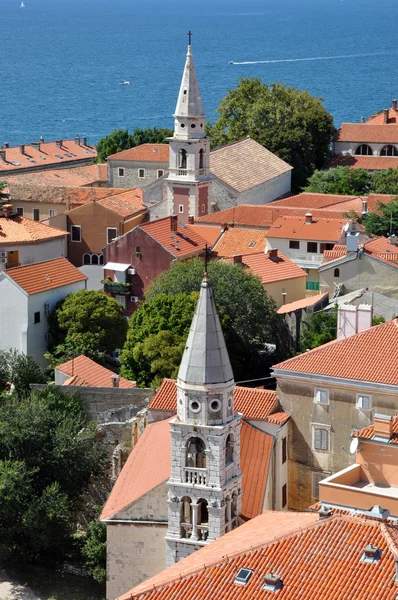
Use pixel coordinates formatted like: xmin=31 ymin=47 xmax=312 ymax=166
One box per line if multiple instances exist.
xmin=229 ymin=50 xmax=398 ymax=65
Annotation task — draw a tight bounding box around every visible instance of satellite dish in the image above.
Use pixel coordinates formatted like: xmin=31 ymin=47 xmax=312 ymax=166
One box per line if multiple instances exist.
xmin=350 ymin=437 xmax=359 ymax=454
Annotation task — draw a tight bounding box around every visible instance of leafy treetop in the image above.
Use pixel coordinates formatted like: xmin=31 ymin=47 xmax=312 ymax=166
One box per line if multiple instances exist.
xmin=96 ymin=127 xmax=173 ymax=162
xmin=305 ymin=167 xmax=398 ymax=196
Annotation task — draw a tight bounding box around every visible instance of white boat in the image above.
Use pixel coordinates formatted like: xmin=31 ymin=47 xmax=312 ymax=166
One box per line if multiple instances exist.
xmin=119 ymin=80 xmax=131 ymax=85
xmin=20 ymin=1 xmax=25 ymax=7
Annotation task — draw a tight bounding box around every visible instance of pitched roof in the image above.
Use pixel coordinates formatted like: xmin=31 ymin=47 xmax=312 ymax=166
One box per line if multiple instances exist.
xmin=277 ymin=292 xmax=329 ymax=314
xmin=322 ymin=237 xmax=398 ymax=265
xmin=175 ymin=44 xmax=205 ymax=118
xmin=56 ymin=355 xmax=136 ymax=388
xmin=212 ymin=227 xmax=267 ymax=257
xmin=5 ymin=257 xmax=86 ymax=295
xmin=139 ymin=217 xmax=207 ymax=259
xmin=355 ymin=415 xmax=398 ymax=443
xmin=5 ymin=163 xmax=107 ymax=187
xmin=0 ymin=139 xmax=97 ymax=173
xmin=241 ymin=250 xmax=306 ymax=284
xmin=188 ymin=224 xmax=223 ymax=246
xmin=266 ymin=215 xmax=346 ymax=241
xmin=327 ymin=154 xmax=398 ymax=171
xmin=273 ymin=319 xmax=398 ymax=386
xmin=334 ymin=123 xmax=398 ymax=144
xmin=177 ymin=277 xmax=234 ymax=386
xmin=0 ymin=215 xmax=67 ymax=245
xmin=323 ymin=244 xmax=347 ymax=262
xmin=7 ymin=183 xmax=125 ymax=208
xmin=148 ymin=378 xmax=287 ymax=423
xmin=95 ymin=189 xmax=144 ymax=218
xmin=366 ymin=107 xmax=398 ymax=124
xmin=101 ymin=417 xmax=274 ymax=523
xmin=108 ymin=144 xmax=169 ymax=162
xmin=121 ymin=513 xmax=398 ymax=600
xmin=364 ymin=237 xmax=398 ymax=256
xmin=210 ymin=138 xmax=292 ymax=193
xmin=270 ymin=192 xmax=361 ymax=209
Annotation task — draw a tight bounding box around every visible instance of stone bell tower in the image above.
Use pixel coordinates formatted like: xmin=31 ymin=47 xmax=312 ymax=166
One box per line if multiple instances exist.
xmin=165 ymin=32 xmax=212 ymax=224
xmin=165 ymin=274 xmax=243 ymax=566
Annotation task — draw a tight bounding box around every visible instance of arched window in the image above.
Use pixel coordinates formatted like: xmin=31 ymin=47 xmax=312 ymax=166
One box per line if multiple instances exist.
xmin=199 ymin=149 xmax=204 ymax=169
xmin=178 ymin=149 xmax=187 ymax=169
xmin=180 ymin=496 xmax=192 ymax=538
xmin=380 ymin=145 xmax=398 ymax=156
xmin=225 ymin=434 xmax=234 ymax=465
xmin=334 ymin=268 xmax=340 ymax=277
xmin=99 ymin=254 xmax=104 ymax=265
xmin=91 ymin=254 xmax=99 ymax=265
xmin=197 ymin=498 xmax=209 ymax=541
xmin=355 ymin=144 xmax=373 ymax=156
xmin=186 ymin=437 xmax=206 ymax=469
xmin=83 ymin=253 xmax=91 ymax=265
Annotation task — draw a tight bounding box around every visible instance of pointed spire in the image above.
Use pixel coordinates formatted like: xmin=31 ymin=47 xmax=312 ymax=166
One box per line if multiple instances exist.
xmin=177 ymin=276 xmax=234 ymax=386
xmin=174 ymin=33 xmax=205 ymax=118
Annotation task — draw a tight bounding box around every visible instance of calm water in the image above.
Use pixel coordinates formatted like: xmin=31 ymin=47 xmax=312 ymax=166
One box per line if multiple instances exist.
xmin=2 ymin=0 xmax=398 ymax=147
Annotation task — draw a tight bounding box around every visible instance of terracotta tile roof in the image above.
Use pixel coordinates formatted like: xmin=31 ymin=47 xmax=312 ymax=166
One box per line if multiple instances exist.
xmin=323 ymin=244 xmax=347 ymax=262
xmin=0 ymin=214 xmax=68 ymax=245
xmin=5 ymin=164 xmax=107 ymax=187
xmin=355 ymin=415 xmax=398 ymax=444
xmin=121 ymin=514 xmax=398 ymax=600
xmin=210 ymin=137 xmax=292 ymax=193
xmin=240 ymin=421 xmax=273 ymax=519
xmin=7 ymin=183 xmax=125 ymax=208
xmin=95 ymin=189 xmax=144 ymax=218
xmin=148 ymin=379 xmax=285 ymax=423
xmin=327 ymin=154 xmax=398 ymax=171
xmin=334 ymin=123 xmax=398 ymax=144
xmin=366 ymin=108 xmax=398 ymax=124
xmin=5 ymin=257 xmax=86 ymax=295
xmin=266 ymin=411 xmax=290 ymax=425
xmin=323 ymin=238 xmax=398 ymax=265
xmin=270 ymin=192 xmax=361 ymax=209
xmin=56 ymin=355 xmax=136 ymax=389
xmin=365 ymin=237 xmax=398 ymax=256
xmin=273 ymin=319 xmax=398 ymax=385
xmin=277 ymin=292 xmax=329 ymax=314
xmin=241 ymin=250 xmax=306 ymax=284
xmin=266 ymin=215 xmax=347 ymax=242
xmin=188 ymin=224 xmax=223 ymax=246
xmin=0 ymin=139 xmax=97 ymax=173
xmin=140 ymin=217 xmax=208 ymax=259
xmin=212 ymin=227 xmax=267 ymax=258
xmin=108 ymin=144 xmax=169 ymax=162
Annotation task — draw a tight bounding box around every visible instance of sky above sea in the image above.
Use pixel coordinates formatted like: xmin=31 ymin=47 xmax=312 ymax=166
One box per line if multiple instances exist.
xmin=2 ymin=0 xmax=398 ymax=146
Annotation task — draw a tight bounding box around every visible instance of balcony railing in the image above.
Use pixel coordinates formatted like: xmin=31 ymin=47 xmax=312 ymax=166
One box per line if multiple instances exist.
xmin=103 ymin=281 xmax=132 ymax=295
xmin=177 ymin=169 xmax=188 ymax=176
xmin=184 ymin=467 xmax=207 ymax=486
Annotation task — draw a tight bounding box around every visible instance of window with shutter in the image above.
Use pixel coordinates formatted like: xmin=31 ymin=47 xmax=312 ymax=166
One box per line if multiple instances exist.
xmin=312 ymin=473 xmax=324 ymax=499
xmin=314 ymin=427 xmax=329 ymax=451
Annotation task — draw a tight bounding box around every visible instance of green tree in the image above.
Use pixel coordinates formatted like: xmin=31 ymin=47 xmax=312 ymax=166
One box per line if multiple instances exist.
xmin=81 ymin=515 xmax=107 ymax=584
xmin=96 ymin=127 xmax=173 ymax=162
xmin=304 ymin=166 xmax=372 ymax=195
xmin=371 ymin=169 xmax=398 ymax=195
xmin=0 ymin=181 xmax=9 ymax=206
xmin=363 ymin=198 xmax=398 ymax=236
xmin=0 ymin=350 xmax=46 ymax=398
xmin=208 ymin=78 xmax=335 ymax=191
xmin=47 ymin=290 xmax=128 ymax=364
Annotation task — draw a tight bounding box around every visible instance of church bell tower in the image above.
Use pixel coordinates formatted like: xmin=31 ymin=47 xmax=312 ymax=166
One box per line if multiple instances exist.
xmin=165 ymin=274 xmax=243 ymax=566
xmin=166 ymin=32 xmax=212 ymax=223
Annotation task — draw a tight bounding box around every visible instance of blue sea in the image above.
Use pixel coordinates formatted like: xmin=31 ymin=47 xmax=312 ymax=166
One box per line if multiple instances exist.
xmin=2 ymin=0 xmax=398 ymax=147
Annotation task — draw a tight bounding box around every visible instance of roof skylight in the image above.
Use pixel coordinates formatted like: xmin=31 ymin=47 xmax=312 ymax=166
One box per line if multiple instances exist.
xmin=234 ymin=568 xmax=253 ymax=585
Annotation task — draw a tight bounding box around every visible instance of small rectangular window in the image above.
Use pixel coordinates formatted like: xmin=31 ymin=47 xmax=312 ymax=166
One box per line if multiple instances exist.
xmin=282 ymin=484 xmax=287 ymax=508
xmin=312 ymin=472 xmax=324 ymax=499
xmin=289 ymin=240 xmax=299 ymax=250
xmin=357 ymin=394 xmax=372 ymax=411
xmin=16 ymin=207 xmax=24 ymax=216
xmin=179 ymin=205 xmax=184 ymax=214
xmin=138 ymin=169 xmax=145 ymax=179
xmin=157 ymin=169 xmax=164 ymax=178
xmin=282 ymin=437 xmax=287 ymax=464
xmin=34 ymin=311 xmax=40 ymax=324
xmin=118 ymin=167 xmax=125 ymax=177
xmin=201 ymin=204 xmax=206 ymax=213
xmin=315 ymin=388 xmax=329 ymax=405
xmin=115 ymin=295 xmax=126 ymax=309
xmin=313 ymin=427 xmax=329 ymax=452
xmin=307 ymin=242 xmax=318 ymax=253
xmin=33 ymin=208 xmax=40 ymax=221
xmin=49 ymin=209 xmax=56 ymax=217
xmin=107 ymin=228 xmax=118 ymax=244
xmin=71 ymin=225 xmax=81 ymax=242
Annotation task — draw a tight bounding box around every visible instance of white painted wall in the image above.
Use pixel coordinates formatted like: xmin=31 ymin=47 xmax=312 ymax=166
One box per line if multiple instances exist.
xmin=333 ymin=141 xmax=398 ymax=156
xmin=78 ymin=265 xmax=104 ymax=290
xmin=0 ymin=237 xmax=67 ymax=271
xmin=266 ymin=236 xmax=331 ymax=269
xmin=238 ymin=171 xmax=292 ymax=205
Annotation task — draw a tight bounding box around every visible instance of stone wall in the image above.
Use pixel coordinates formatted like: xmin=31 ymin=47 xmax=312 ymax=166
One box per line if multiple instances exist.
xmin=108 ymin=160 xmax=168 ymax=189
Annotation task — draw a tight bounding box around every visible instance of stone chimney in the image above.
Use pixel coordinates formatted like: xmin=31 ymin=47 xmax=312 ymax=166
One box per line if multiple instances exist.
xmin=40 ymin=136 xmax=44 ymax=143
xmin=31 ymin=141 xmax=41 ymax=151
xmin=82 ymin=136 xmax=87 ymax=146
xmin=383 ymin=109 xmax=389 ymax=124
xmin=373 ymin=414 xmax=392 ymax=440
xmin=20 ymin=144 xmax=25 ymax=155
xmin=188 ymin=216 xmax=194 ymax=225
xmin=268 ymin=248 xmax=278 ymax=259
xmin=232 ymin=255 xmax=242 ymax=264
xmin=0 ymin=150 xmax=6 ymax=162
xmin=392 ymin=99 xmax=397 ymax=111
xmin=388 ymin=234 xmax=398 ymax=246
xmin=305 ymin=213 xmax=313 ymax=224
xmin=111 ymin=374 xmax=120 ymax=388
xmin=74 ymin=135 xmax=80 ymax=146
xmin=2 ymin=204 xmax=13 ymax=219
xmin=170 ymin=215 xmax=178 ymax=232
xmin=55 ymin=140 xmax=62 ymax=149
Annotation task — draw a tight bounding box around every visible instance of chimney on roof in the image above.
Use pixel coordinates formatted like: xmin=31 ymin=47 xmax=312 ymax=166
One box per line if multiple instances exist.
xmin=337 ymin=304 xmax=373 ymax=340
xmin=373 ymin=414 xmax=392 ymax=440
xmin=392 ymin=99 xmax=397 ymax=111
xmin=361 ymin=116 xmax=365 ymax=122
xmin=81 ymin=136 xmax=87 ymax=146
xmin=263 ymin=574 xmax=282 ymax=592
xmin=383 ymin=109 xmax=389 ymax=124
xmin=20 ymin=144 xmax=25 ymax=155
xmin=362 ymin=544 xmax=379 ymax=561
xmin=56 ymin=140 xmax=62 ymax=149
xmin=31 ymin=141 xmax=41 ymax=151
xmin=111 ymin=374 xmax=120 ymax=388
xmin=388 ymin=234 xmax=398 ymax=246
xmin=305 ymin=213 xmax=313 ymax=224
xmin=0 ymin=150 xmax=6 ymax=162
xmin=40 ymin=136 xmax=44 ymax=143
xmin=74 ymin=135 xmax=80 ymax=146
xmin=361 ymin=199 xmax=368 ymax=216
xmin=65 ymin=196 xmax=71 ymax=211
xmin=268 ymin=248 xmax=278 ymax=259
xmin=2 ymin=204 xmax=13 ymax=219
xmin=232 ymin=255 xmax=242 ymax=264
xmin=170 ymin=215 xmax=178 ymax=232
xmin=3 ymin=143 xmax=9 ymax=149
xmin=188 ymin=216 xmax=195 ymax=225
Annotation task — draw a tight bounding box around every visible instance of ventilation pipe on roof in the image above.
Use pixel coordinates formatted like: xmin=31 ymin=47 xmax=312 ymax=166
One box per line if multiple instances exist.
xmin=20 ymin=144 xmax=25 ymax=155
xmin=392 ymin=100 xmax=397 ymax=111
xmin=65 ymin=197 xmax=70 ymax=211
xmin=56 ymin=140 xmax=62 ymax=149
xmin=82 ymin=136 xmax=87 ymax=146
xmin=0 ymin=150 xmax=6 ymax=162
xmin=361 ymin=199 xmax=368 ymax=216
xmin=3 ymin=143 xmax=9 ymax=149
xmin=384 ymin=109 xmax=389 ymax=124
xmin=40 ymin=136 xmax=44 ymax=143
xmin=111 ymin=374 xmax=120 ymax=388
xmin=305 ymin=213 xmax=313 ymax=224
xmin=74 ymin=135 xmax=80 ymax=146
xmin=389 ymin=234 xmax=398 ymax=246
xmin=361 ymin=116 xmax=365 ymax=123
xmin=31 ymin=141 xmax=41 ymax=151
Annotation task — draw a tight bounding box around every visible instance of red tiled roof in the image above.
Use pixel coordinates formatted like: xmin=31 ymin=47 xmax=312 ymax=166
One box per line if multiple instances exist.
xmin=327 ymin=154 xmax=398 ymax=171
xmin=355 ymin=415 xmax=398 ymax=444
xmin=188 ymin=224 xmax=223 ymax=246
xmin=121 ymin=514 xmax=398 ymax=600
xmin=366 ymin=108 xmax=398 ymax=124
xmin=5 ymin=164 xmax=107 ymax=187
xmin=0 ymin=139 xmax=97 ymax=173
xmin=323 ymin=244 xmax=347 ymax=262
xmin=212 ymin=227 xmax=267 ymax=258
xmin=270 ymin=192 xmax=361 ymax=209
xmin=56 ymin=355 xmax=136 ymax=389
xmin=241 ymin=421 xmax=273 ymax=519
xmin=108 ymin=144 xmax=169 ymax=162
xmin=0 ymin=214 xmax=68 ymax=245
xmin=334 ymin=123 xmax=398 ymax=144
xmin=365 ymin=237 xmax=398 ymax=256
xmin=148 ymin=379 xmax=285 ymax=423
xmin=323 ymin=238 xmax=398 ymax=265
xmin=241 ymin=250 xmax=306 ymax=284
xmin=266 ymin=411 xmax=290 ymax=425
xmin=96 ymin=189 xmax=144 ymax=218
xmin=266 ymin=215 xmax=347 ymax=242
xmin=7 ymin=183 xmax=125 ymax=208
xmin=273 ymin=319 xmax=398 ymax=385
xmin=5 ymin=257 xmax=86 ymax=295
xmin=277 ymin=292 xmax=329 ymax=314
xmin=140 ymin=217 xmax=208 ymax=259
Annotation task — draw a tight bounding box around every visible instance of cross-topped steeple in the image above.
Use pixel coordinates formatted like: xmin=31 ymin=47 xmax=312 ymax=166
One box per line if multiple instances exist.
xmin=174 ymin=32 xmax=205 ymax=120
xmin=187 ymin=30 xmax=193 ymax=46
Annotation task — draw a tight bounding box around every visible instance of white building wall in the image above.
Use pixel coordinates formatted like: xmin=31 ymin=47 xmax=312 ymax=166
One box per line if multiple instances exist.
xmin=0 ymin=237 xmax=67 ymax=271
xmin=0 ymin=275 xmax=28 ymax=355
xmin=238 ymin=171 xmax=292 ymax=205
xmin=333 ymin=141 xmax=398 ymax=156
xmin=266 ymin=236 xmax=332 ymax=270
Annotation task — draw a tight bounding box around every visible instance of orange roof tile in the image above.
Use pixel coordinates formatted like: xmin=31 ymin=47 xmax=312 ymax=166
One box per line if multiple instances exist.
xmin=121 ymin=514 xmax=396 ymax=600
xmin=148 ymin=379 xmax=284 ymax=423
xmin=5 ymin=163 xmax=107 ymax=187
xmin=0 ymin=139 xmax=97 ymax=173
xmin=334 ymin=123 xmax=398 ymax=144
xmin=210 ymin=138 xmax=292 ymax=193
xmin=266 ymin=215 xmax=347 ymax=242
xmin=7 ymin=183 xmax=125 ymax=208
xmin=188 ymin=224 xmax=223 ymax=246
xmin=327 ymin=154 xmax=398 ymax=170
xmin=273 ymin=319 xmax=398 ymax=385
xmin=266 ymin=411 xmax=290 ymax=425
xmin=270 ymin=192 xmax=361 ymax=210
xmin=366 ymin=107 xmax=398 ymax=124
xmin=0 ymin=214 xmax=68 ymax=245
xmin=241 ymin=250 xmax=306 ymax=284
xmin=277 ymin=292 xmax=329 ymax=314
xmin=95 ymin=189 xmax=144 ymax=218
xmin=240 ymin=421 xmax=273 ymax=519
xmin=355 ymin=415 xmax=398 ymax=444
xmin=140 ymin=217 xmax=208 ymax=259
xmin=108 ymin=144 xmax=169 ymax=162
xmin=212 ymin=227 xmax=267 ymax=258
xmin=323 ymin=244 xmax=347 ymax=262
xmin=56 ymin=355 xmax=136 ymax=389
xmin=5 ymin=257 xmax=86 ymax=295
xmin=365 ymin=237 xmax=398 ymax=256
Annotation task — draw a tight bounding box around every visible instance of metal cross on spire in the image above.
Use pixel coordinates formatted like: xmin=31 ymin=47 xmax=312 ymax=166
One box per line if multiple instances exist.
xmin=187 ymin=30 xmax=193 ymax=46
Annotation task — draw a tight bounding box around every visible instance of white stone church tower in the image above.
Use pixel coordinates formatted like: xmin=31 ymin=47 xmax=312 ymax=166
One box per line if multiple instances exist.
xmin=165 ymin=32 xmax=212 ymax=223
xmin=165 ymin=274 xmax=243 ymax=566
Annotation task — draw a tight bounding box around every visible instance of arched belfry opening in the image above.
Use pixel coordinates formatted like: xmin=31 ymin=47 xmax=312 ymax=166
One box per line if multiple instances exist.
xmin=199 ymin=148 xmax=204 ymax=169
xmin=186 ymin=437 xmax=206 ymax=469
xmin=225 ymin=433 xmax=234 ymax=465
xmin=178 ymin=148 xmax=187 ymax=169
